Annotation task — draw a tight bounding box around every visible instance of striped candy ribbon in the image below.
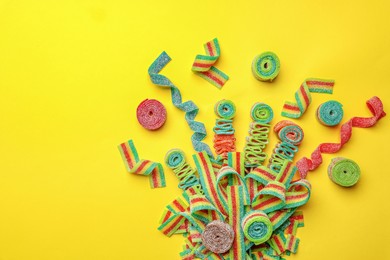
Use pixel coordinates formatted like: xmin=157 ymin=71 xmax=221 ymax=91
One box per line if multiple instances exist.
xmin=189 ymin=195 xmax=225 ymax=224
xmin=281 ymin=78 xmax=335 ymax=119
xmin=216 ymin=166 xmax=251 ymax=210
xmin=192 ymin=38 xmax=229 ymax=89
xmin=118 ymin=139 xmax=165 ymax=188
xmin=193 ymin=152 xmax=227 ymax=216
xmin=148 ymin=51 xmax=213 ymax=157
xmin=227 ymin=185 xmax=246 ymax=260
xmin=297 ymin=96 xmax=386 ymax=178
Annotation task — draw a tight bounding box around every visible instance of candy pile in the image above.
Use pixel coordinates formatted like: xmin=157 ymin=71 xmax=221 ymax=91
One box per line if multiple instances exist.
xmin=118 ymin=40 xmax=386 ymax=259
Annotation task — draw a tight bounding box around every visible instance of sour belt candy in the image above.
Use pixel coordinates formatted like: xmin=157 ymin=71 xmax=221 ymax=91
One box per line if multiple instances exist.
xmin=297 ymin=96 xmax=386 ymax=179
xmin=327 ymin=157 xmax=360 ymax=187
xmin=192 ymin=38 xmax=229 ymax=89
xmin=118 ymin=139 xmax=165 ymax=188
xmin=136 ymin=99 xmax=167 ymax=130
xmin=316 ymin=100 xmax=344 ymax=126
xmin=148 ymin=51 xmax=213 ymax=157
xmin=251 ymin=52 xmax=280 ymax=82
xmin=281 ymin=78 xmax=335 ymax=119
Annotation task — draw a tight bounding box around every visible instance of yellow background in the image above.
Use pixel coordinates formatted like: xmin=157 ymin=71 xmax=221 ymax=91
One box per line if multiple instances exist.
xmin=0 ymin=0 xmax=389 ymax=259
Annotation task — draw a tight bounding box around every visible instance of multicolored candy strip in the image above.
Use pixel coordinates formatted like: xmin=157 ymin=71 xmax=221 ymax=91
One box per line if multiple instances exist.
xmin=148 ymin=51 xmax=213 ymax=157
xmin=192 ymin=38 xmax=229 ymax=89
xmin=118 ymin=139 xmax=165 ymax=188
xmin=281 ymin=78 xmax=335 ymax=119
xmin=297 ymin=96 xmax=386 ymax=178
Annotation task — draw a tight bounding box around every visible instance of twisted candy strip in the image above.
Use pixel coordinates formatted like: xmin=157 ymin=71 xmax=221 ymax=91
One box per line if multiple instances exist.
xmin=118 ymin=140 xmax=165 ymax=188
xmin=244 ymin=103 xmax=273 ymax=167
xmin=268 ymin=121 xmax=303 ymax=173
xmin=149 ymin=51 xmax=213 ymax=157
xmin=297 ymin=96 xmax=386 ymax=179
xmin=213 ymin=100 xmax=236 ymax=160
xmin=191 ymin=38 xmax=229 ymax=89
xmin=165 ymin=149 xmax=200 ymax=191
xmin=281 ymin=78 xmax=335 ymax=119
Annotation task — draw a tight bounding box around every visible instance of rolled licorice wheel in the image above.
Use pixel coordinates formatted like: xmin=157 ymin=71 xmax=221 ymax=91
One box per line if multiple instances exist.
xmin=317 ymin=100 xmax=344 ymax=126
xmin=215 ymin=99 xmax=236 ymax=119
xmin=328 ymin=157 xmax=360 ymax=187
xmin=250 ymin=103 xmax=274 ymax=124
xmin=136 ymin=99 xmax=167 ymax=130
xmin=251 ymin=52 xmax=280 ymax=82
xmin=241 ymin=211 xmax=273 ymax=245
xmin=278 ymin=124 xmax=304 ymax=146
xmin=201 ymin=220 xmax=235 ymax=254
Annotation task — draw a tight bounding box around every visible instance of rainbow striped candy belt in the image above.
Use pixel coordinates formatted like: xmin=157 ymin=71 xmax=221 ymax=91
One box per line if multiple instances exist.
xmin=159 ymin=151 xmax=310 ymax=259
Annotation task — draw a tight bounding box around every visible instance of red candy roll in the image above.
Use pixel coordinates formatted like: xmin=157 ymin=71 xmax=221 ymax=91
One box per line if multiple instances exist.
xmin=136 ymin=99 xmax=167 ymax=130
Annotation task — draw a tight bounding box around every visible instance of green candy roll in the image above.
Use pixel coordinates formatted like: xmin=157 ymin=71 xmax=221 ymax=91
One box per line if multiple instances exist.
xmin=250 ymin=103 xmax=274 ymax=124
xmin=241 ymin=210 xmax=273 ymax=245
xmin=214 ymin=99 xmax=236 ymax=119
xmin=251 ymin=52 xmax=280 ymax=82
xmin=165 ymin=149 xmax=186 ymax=168
xmin=316 ymin=100 xmax=344 ymax=126
xmin=327 ymin=157 xmax=360 ymax=187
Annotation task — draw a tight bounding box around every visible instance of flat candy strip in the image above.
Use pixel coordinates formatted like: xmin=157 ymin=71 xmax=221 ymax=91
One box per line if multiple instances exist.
xmin=118 ymin=139 xmax=165 ymax=188
xmin=281 ymin=78 xmax=335 ymax=119
xmin=227 ymin=185 xmax=246 ymax=260
xmin=297 ymin=96 xmax=386 ymax=178
xmin=149 ymin=51 xmax=213 ymax=157
xmin=193 ymin=152 xmax=227 ymax=216
xmin=192 ymin=38 xmax=229 ymax=89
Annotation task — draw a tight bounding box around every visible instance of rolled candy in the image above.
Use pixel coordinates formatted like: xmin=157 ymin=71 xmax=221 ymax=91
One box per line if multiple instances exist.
xmin=241 ymin=211 xmax=273 ymax=245
xmin=201 ymin=220 xmax=235 ymax=254
xmin=275 ymin=123 xmax=304 ymax=146
xmin=165 ymin=149 xmax=185 ymax=168
xmin=251 ymin=52 xmax=280 ymax=82
xmin=316 ymin=100 xmax=344 ymax=126
xmin=250 ymin=103 xmax=274 ymax=124
xmin=273 ymin=120 xmax=296 ymax=134
xmin=136 ymin=99 xmax=167 ymax=130
xmin=328 ymin=157 xmax=360 ymax=187
xmin=214 ymin=99 xmax=236 ymax=119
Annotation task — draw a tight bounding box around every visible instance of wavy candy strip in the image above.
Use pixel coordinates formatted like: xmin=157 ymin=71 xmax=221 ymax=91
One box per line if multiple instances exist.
xmin=148 ymin=51 xmax=213 ymax=157
xmin=297 ymin=96 xmax=386 ymax=179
